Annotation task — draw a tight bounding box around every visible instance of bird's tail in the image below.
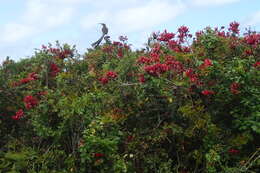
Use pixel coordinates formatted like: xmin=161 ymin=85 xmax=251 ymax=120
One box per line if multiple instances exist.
xmin=91 ymin=34 xmax=105 ymax=48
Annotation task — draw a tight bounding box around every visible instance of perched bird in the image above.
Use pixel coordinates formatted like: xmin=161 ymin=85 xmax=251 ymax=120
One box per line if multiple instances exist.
xmin=100 ymin=23 xmax=108 ymax=35
xmin=91 ymin=23 xmax=109 ymax=48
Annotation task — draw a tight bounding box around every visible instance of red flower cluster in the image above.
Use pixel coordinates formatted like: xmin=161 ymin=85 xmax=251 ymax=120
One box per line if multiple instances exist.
xmin=126 ymin=135 xmax=134 ymax=142
xmin=182 ymin=46 xmax=191 ymax=53
xmin=165 ymin=59 xmax=184 ymax=73
xmin=144 ymin=63 xmax=170 ymax=76
xmin=201 ymin=90 xmax=215 ymax=96
xmin=244 ymin=33 xmax=260 ymax=47
xmin=244 ymin=49 xmax=253 ymax=56
xmin=157 ymin=30 xmax=175 ymax=42
xmin=113 ymin=41 xmax=123 ymax=47
xmin=13 ymin=72 xmax=38 ymax=86
xmin=230 ymin=82 xmax=240 ymax=94
xmin=167 ymin=40 xmax=179 ymax=51
xmin=228 ymin=148 xmax=239 ymax=154
xmin=137 ymin=56 xmax=152 ymax=64
xmin=138 ymin=74 xmax=145 ymax=83
xmin=177 ymin=26 xmax=191 ymax=43
xmin=94 ymin=153 xmax=105 ymax=157
xmin=200 ymin=59 xmax=213 ymax=69
xmin=50 ymin=63 xmax=60 ymax=77
xmin=228 ymin=21 xmax=240 ymax=35
xmin=45 ymin=46 xmax=72 ymax=59
xmin=253 ymin=61 xmax=260 ymax=68
xmin=11 ymin=109 xmax=24 ymax=120
xmin=24 ymin=95 xmax=38 ymax=110
xmin=117 ymin=47 xmax=123 ymax=58
xmin=195 ymin=31 xmax=204 ymax=38
xmin=28 ymin=72 xmax=38 ymax=80
xmin=106 ymin=71 xmax=118 ymax=79
xmin=99 ymin=71 xmax=118 ymax=85
xmin=185 ymin=69 xmax=199 ymax=84
xmin=99 ymin=77 xmax=108 ymax=84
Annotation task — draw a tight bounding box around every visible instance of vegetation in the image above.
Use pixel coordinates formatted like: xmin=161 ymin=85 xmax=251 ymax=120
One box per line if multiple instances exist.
xmin=0 ymin=22 xmax=259 ymax=172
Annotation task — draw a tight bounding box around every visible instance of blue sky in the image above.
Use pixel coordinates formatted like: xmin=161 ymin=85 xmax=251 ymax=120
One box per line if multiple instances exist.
xmin=1 ymin=0 xmax=260 ymax=63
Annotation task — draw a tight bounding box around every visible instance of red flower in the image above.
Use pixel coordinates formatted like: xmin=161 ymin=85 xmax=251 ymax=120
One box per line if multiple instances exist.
xmin=11 ymin=109 xmax=24 ymax=120
xmin=204 ymin=59 xmax=213 ymax=66
xmin=47 ymin=47 xmax=72 ymax=59
xmin=200 ymin=59 xmax=213 ymax=69
xmin=230 ymin=82 xmax=240 ymax=94
xmin=157 ymin=30 xmax=175 ymax=42
xmin=117 ymin=48 xmax=123 ymax=58
xmin=253 ymin=61 xmax=260 ymax=68
xmin=177 ymin=26 xmax=190 ymax=43
xmin=165 ymin=60 xmax=184 ymax=72
xmin=28 ymin=72 xmax=38 ymax=80
xmin=106 ymin=71 xmax=118 ymax=79
xmin=144 ymin=63 xmax=170 ymax=76
xmin=20 ymin=77 xmax=33 ymax=84
xmin=195 ymin=31 xmax=204 ymax=38
xmin=50 ymin=63 xmax=60 ymax=77
xmin=228 ymin=21 xmax=240 ymax=35
xmin=126 ymin=135 xmax=134 ymax=142
xmin=16 ymin=72 xmax=38 ymax=86
xmin=113 ymin=41 xmax=123 ymax=47
xmin=168 ymin=40 xmax=179 ymax=51
xmin=182 ymin=46 xmax=191 ymax=53
xmin=185 ymin=69 xmax=200 ymax=84
xmin=185 ymin=69 xmax=193 ymax=78
xmin=201 ymin=90 xmax=215 ymax=95
xmin=228 ymin=149 xmax=239 ymax=154
xmin=94 ymin=153 xmax=105 ymax=157
xmin=137 ymin=56 xmax=151 ymax=64
xmin=244 ymin=33 xmax=260 ymax=46
xmin=99 ymin=77 xmax=109 ymax=85
xmin=244 ymin=49 xmax=253 ymax=56
xmin=99 ymin=71 xmax=118 ymax=84
xmin=138 ymin=74 xmax=145 ymax=83
xmin=23 ymin=95 xmax=38 ymax=109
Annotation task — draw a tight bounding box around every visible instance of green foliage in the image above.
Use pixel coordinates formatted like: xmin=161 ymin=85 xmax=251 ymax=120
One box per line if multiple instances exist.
xmin=1 ymin=24 xmax=260 ymax=172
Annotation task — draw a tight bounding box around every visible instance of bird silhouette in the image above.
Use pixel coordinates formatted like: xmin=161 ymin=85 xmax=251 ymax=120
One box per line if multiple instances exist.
xmin=91 ymin=23 xmax=108 ymax=48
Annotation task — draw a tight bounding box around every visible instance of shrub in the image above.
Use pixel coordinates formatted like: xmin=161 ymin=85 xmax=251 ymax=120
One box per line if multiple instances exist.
xmin=0 ymin=23 xmax=259 ymax=172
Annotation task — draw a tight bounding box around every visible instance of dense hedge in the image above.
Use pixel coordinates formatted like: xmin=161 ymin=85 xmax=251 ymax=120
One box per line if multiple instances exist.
xmin=0 ymin=22 xmax=259 ymax=173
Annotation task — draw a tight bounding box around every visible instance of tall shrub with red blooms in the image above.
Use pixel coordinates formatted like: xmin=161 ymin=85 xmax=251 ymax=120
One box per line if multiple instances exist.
xmin=0 ymin=22 xmax=259 ymax=173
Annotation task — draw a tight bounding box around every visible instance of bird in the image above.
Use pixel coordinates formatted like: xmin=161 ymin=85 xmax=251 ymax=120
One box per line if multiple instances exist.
xmin=91 ymin=23 xmax=109 ymax=48
xmin=100 ymin=23 xmax=108 ymax=35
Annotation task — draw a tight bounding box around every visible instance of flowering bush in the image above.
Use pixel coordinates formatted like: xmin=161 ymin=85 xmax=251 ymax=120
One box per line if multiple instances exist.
xmin=0 ymin=23 xmax=259 ymax=172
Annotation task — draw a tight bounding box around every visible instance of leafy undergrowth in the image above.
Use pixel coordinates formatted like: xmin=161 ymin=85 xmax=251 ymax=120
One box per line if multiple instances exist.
xmin=0 ymin=22 xmax=259 ymax=173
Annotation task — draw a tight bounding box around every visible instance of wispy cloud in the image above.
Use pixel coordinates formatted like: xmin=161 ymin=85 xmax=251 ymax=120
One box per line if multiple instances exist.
xmin=1 ymin=23 xmax=34 ymax=43
xmin=113 ymin=0 xmax=185 ymax=32
xmin=0 ymin=0 xmax=75 ymax=43
xmin=80 ymin=11 xmax=111 ymax=29
xmin=80 ymin=0 xmax=185 ymax=33
xmin=244 ymin=11 xmax=260 ymax=27
xmin=192 ymin=0 xmax=240 ymax=6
